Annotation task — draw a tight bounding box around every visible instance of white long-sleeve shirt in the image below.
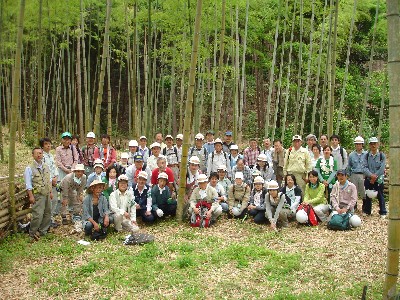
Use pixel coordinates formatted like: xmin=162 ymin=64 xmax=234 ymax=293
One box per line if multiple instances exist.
xmin=109 ymin=189 xmax=137 ymax=222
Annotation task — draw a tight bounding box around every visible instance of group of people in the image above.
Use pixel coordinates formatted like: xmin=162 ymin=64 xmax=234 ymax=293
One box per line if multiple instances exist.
xmin=24 ymin=130 xmax=386 ymax=240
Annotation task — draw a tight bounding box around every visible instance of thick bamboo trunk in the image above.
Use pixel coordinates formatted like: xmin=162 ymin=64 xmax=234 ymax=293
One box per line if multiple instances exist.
xmin=37 ymin=0 xmax=43 ymax=138
xmin=383 ymin=0 xmax=400 ymax=297
xmin=76 ymin=23 xmax=84 ymax=140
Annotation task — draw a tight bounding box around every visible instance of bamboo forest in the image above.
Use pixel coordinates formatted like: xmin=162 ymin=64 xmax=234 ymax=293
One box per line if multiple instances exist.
xmin=1 ymin=0 xmax=400 ymax=299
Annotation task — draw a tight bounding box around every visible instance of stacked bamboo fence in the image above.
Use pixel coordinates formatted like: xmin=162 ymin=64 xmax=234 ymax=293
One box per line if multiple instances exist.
xmin=0 ymin=175 xmax=29 ymax=235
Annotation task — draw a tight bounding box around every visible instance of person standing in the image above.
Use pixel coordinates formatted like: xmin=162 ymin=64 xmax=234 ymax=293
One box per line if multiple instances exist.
xmin=24 ymin=147 xmax=53 ymax=241
xmin=272 ymin=139 xmax=285 ymax=186
xmin=262 ymin=138 xmax=274 ymax=164
xmin=222 ymin=131 xmax=235 ymax=153
xmin=81 ymin=132 xmax=98 ymax=177
xmin=55 ymin=131 xmax=79 ymax=181
xmin=203 ymin=130 xmax=215 ymax=155
xmin=347 ymin=136 xmax=367 ymax=209
xmin=283 ymin=135 xmax=312 ymax=192
xmin=189 ymin=133 xmax=208 ymax=173
xmin=207 ymin=138 xmax=231 ymax=176
xmin=330 ymin=134 xmax=348 ymax=170
xmin=363 ymin=137 xmax=387 ymax=217
xmin=93 ymin=134 xmax=117 ymax=169
xmin=243 ymin=138 xmax=260 ymax=167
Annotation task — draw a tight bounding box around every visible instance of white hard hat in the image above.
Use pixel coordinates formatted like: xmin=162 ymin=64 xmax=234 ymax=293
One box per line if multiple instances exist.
xmin=234 ymin=172 xmax=244 ymax=180
xmin=198 ymin=174 xmax=208 ymax=183
xmin=257 ymin=154 xmax=268 ymax=162
xmin=157 ymin=172 xmax=168 ymax=180
xmin=195 ymin=133 xmax=204 ymax=140
xmin=129 ymin=140 xmax=139 ymax=147
xmin=296 ymin=209 xmax=308 ymax=224
xmin=292 ymin=135 xmax=302 ymax=141
xmin=365 ymin=189 xmax=378 ymax=199
xmin=349 ymin=215 xmax=362 ymax=227
xmin=137 ymin=171 xmax=148 ymax=180
xmin=118 ymin=174 xmax=129 ymax=182
xmin=120 ymin=152 xmax=129 ymax=159
xmin=139 ymin=135 xmax=147 ymax=140
xmin=230 ymin=144 xmax=239 ymax=150
xmin=214 ymin=138 xmax=223 ymax=144
xmin=93 ymin=159 xmax=103 ymax=165
xmin=86 ymin=132 xmax=96 ymax=138
xmin=267 ymin=180 xmax=279 ymax=190
xmin=354 ymin=136 xmax=364 ymax=144
xmin=368 ymin=137 xmax=379 ymax=143
xmin=232 ymin=207 xmax=241 ymax=216
xmin=176 ymin=134 xmax=183 ymax=140
xmin=189 ymin=156 xmax=200 ymax=165
xmin=150 ymin=142 xmax=161 ymax=149
xmin=253 ymin=176 xmax=264 ymax=184
xmin=165 ymin=134 xmax=174 ymax=140
xmin=252 ymin=169 xmax=261 ymax=176
xmin=217 ymin=165 xmax=226 ymax=171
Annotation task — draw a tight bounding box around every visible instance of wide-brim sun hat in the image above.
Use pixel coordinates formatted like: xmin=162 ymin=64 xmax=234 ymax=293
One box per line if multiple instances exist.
xmin=198 ymin=174 xmax=208 ymax=183
xmin=72 ymin=164 xmax=85 ymax=171
xmin=267 ymin=180 xmax=280 ymax=190
xmin=88 ymin=179 xmax=106 ymax=193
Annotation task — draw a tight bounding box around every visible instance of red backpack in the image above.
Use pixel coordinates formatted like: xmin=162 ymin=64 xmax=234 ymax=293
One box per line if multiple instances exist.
xmin=297 ymin=203 xmax=319 ymax=226
xmin=190 ymin=201 xmax=212 ymax=228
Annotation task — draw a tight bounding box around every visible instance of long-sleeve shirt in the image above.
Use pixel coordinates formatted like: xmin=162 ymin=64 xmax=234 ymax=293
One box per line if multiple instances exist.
xmin=264 ymin=192 xmax=286 ymax=224
xmin=283 ymin=146 xmax=312 ymax=175
xmin=55 ymin=145 xmax=79 ymax=173
xmin=363 ymin=151 xmax=386 ymax=179
xmin=132 ymin=184 xmax=152 ymax=211
xmin=60 ymin=172 xmax=87 ymax=199
xmin=138 ymin=147 xmax=150 ymax=163
xmin=109 ymin=189 xmax=137 ymax=222
xmin=93 ymin=145 xmax=117 ymax=169
xmin=303 ymin=183 xmax=327 ymax=206
xmin=330 ymin=180 xmax=357 ymax=211
xmin=227 ymin=183 xmax=250 ymax=213
xmin=249 ymin=188 xmax=267 ymax=210
xmin=207 ymin=151 xmax=231 ymax=176
xmin=231 ymin=166 xmax=252 ymax=185
xmin=315 ymin=157 xmax=338 ymax=185
xmin=24 ymin=161 xmax=52 ymax=191
xmin=331 ymin=146 xmax=348 ymax=170
xmin=208 ymin=183 xmax=227 ymax=202
xmin=243 ymin=147 xmax=260 ymax=166
xmin=189 ymin=186 xmax=218 ymax=212
xmin=280 ymin=185 xmax=302 ymax=213
xmin=82 ymin=194 xmax=110 ymax=223
xmin=347 ymin=150 xmax=367 ymax=175
xmin=43 ymin=151 xmax=59 ymax=180
xmin=125 ymin=165 xmax=152 ymax=187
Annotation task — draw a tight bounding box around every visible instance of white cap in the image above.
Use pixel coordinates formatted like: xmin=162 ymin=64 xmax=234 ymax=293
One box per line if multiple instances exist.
xmin=72 ymin=164 xmax=85 ymax=171
xmin=157 ymin=172 xmax=168 ymax=180
xmin=189 ymin=156 xmax=200 ymax=165
xmin=150 ymin=142 xmax=161 ymax=149
xmin=253 ymin=176 xmax=265 ymax=184
xmin=230 ymin=144 xmax=239 ymax=150
xmin=195 ymin=133 xmax=204 ymax=140
xmin=369 ymin=137 xmax=379 ymax=143
xmin=165 ymin=134 xmax=174 ymax=140
xmin=86 ymin=132 xmax=96 ymax=138
xmin=214 ymin=138 xmax=223 ymax=144
xmin=354 ymin=136 xmax=365 ymax=144
xmin=217 ymin=165 xmax=226 ymax=171
xmin=120 ymin=152 xmax=129 ymax=159
xmin=137 ymin=171 xmax=148 ymax=180
xmin=267 ymin=180 xmax=280 ymax=190
xmin=129 ymin=140 xmax=139 ymax=147
xmin=234 ymin=172 xmax=244 ymax=180
xmin=198 ymin=174 xmax=208 ymax=183
xmin=93 ymin=159 xmax=103 ymax=165
xmin=139 ymin=135 xmax=147 ymax=140
xmin=118 ymin=174 xmax=129 ymax=182
xmin=292 ymin=135 xmax=302 ymax=141
xmin=176 ymin=134 xmax=183 ymax=140
xmin=257 ymin=153 xmax=268 ymax=162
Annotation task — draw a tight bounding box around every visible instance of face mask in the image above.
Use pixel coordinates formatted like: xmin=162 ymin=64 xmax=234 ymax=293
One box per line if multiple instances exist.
xmin=73 ymin=174 xmax=82 ymax=185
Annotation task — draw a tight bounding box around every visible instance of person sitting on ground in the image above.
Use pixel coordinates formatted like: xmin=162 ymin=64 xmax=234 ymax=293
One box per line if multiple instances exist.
xmin=109 ymin=174 xmax=139 ymax=233
xmin=311 ymin=143 xmax=322 ymax=169
xmin=185 ymin=156 xmax=202 ymax=202
xmin=24 ymin=147 xmax=53 ymax=241
xmin=125 ymin=154 xmax=152 ymax=187
xmin=247 ymin=176 xmax=267 ymax=224
xmin=189 ymin=133 xmax=208 ymax=174
xmin=232 ymin=158 xmax=252 ymax=186
xmin=265 ymin=180 xmax=290 ymax=230
xmin=250 ymin=169 xmax=262 ymax=190
xmin=116 ymin=152 xmax=129 ymax=175
xmin=86 ymin=159 xmax=106 ymax=188
xmin=60 ymin=164 xmax=87 ymax=225
xmin=254 ymin=153 xmax=274 ymax=183
xmin=133 ymin=171 xmax=155 ymax=223
xmin=208 ymin=172 xmax=228 ymax=212
xmin=82 ymin=180 xmax=111 ymax=238
xmin=207 ymin=138 xmax=231 ymax=176
xmin=217 ymin=165 xmax=232 ymax=195
xmin=280 ymin=174 xmax=302 ymax=219
xmin=315 ymin=145 xmax=337 ymax=201
xmin=188 ymin=174 xmax=222 ymax=223
xmin=303 ymin=170 xmax=329 ymax=222
xmin=227 ymin=172 xmax=250 ymax=219
xmin=127 ymin=140 xmax=139 ymax=166
xmin=330 ymin=169 xmax=358 ymax=216
xmin=93 ymin=134 xmax=117 ymax=169
xmin=243 ymin=138 xmax=260 ymax=167
xmin=229 ymin=144 xmax=242 ymax=169
xmin=147 ymin=142 xmax=165 ymax=172
xmin=102 ymin=164 xmax=120 ymax=200
xmin=152 ymin=172 xmax=177 ymax=219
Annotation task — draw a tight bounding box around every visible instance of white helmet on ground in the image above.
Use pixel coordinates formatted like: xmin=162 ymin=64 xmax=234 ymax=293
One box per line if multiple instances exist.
xmin=365 ymin=189 xmax=378 ymax=199
xmin=349 ymin=215 xmax=362 ymax=227
xmin=296 ymin=209 xmax=308 ymax=224
xmin=232 ymin=207 xmax=241 ymax=216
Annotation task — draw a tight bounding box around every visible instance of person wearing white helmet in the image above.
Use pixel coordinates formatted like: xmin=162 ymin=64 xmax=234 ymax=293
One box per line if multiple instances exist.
xmin=363 ymin=137 xmax=387 ymax=217
xmin=151 ymin=172 xmax=177 ymax=219
xmin=185 ymin=156 xmax=202 ymax=201
xmin=147 ymin=142 xmax=166 ymax=172
xmin=127 ymin=140 xmax=139 ymax=166
xmin=207 ymin=138 xmax=231 ymax=177
xmin=232 ymin=158 xmax=252 ymax=186
xmin=227 ymin=172 xmax=250 ymax=219
xmin=189 ymin=174 xmax=222 ymax=224
xmin=132 ymin=171 xmax=155 ymax=223
xmin=248 ymin=176 xmax=268 ymax=224
xmin=243 ymin=138 xmax=261 ymax=167
xmin=86 ymin=159 xmax=106 ymax=188
xmin=175 ymin=134 xmax=184 ymax=163
xmin=280 ymin=174 xmax=303 ymax=218
xmin=118 ymin=152 xmax=130 ymax=173
xmin=189 ymin=133 xmax=208 ymax=173
xmin=217 ymin=165 xmax=232 ymax=195
xmin=329 ymin=170 xmax=359 ymax=222
xmin=163 ymin=135 xmax=180 ymax=184
xmin=229 ymin=144 xmax=243 ymax=169
xmin=347 ymin=136 xmax=367 ymax=209
xmin=264 ymin=180 xmax=289 ymax=230
xmin=208 ymin=172 xmax=228 ymax=212
xmin=81 ymin=132 xmax=99 ymax=177
xmin=109 ymin=175 xmax=139 ymax=233
xmin=253 ymin=153 xmax=275 ymax=183
xmin=249 ymin=169 xmax=262 ymax=190
xmin=138 ymin=136 xmax=150 ymax=162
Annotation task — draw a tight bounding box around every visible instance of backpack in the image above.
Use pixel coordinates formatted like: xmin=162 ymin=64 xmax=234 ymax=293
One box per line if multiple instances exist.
xmin=163 ymin=146 xmax=178 ymax=158
xmin=190 ymin=147 xmax=207 ymax=158
xmin=296 ymin=203 xmax=318 ymax=226
xmin=190 ymin=201 xmax=212 ymax=228
xmin=211 ymin=151 xmax=229 ymax=166
xmin=365 ymin=151 xmax=383 ymax=162
xmin=327 ymin=213 xmax=351 ymax=230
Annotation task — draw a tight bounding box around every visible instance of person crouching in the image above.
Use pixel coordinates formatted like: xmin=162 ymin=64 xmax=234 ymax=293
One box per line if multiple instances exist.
xmin=151 ymin=172 xmax=177 ymax=219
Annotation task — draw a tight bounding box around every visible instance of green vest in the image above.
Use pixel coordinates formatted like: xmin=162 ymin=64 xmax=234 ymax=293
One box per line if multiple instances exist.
xmin=31 ymin=162 xmax=51 ymax=195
